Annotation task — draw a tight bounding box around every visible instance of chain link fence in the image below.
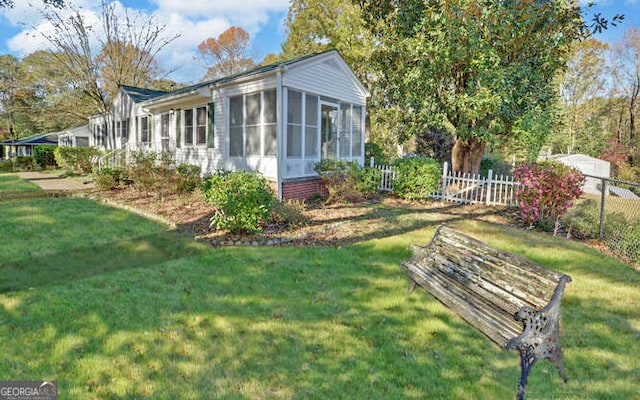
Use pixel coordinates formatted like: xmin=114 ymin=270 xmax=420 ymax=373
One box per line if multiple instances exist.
xmin=565 ymin=175 xmax=640 ymax=266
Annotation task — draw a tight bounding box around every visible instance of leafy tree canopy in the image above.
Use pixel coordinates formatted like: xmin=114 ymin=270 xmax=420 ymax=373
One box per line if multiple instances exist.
xmin=360 ymin=0 xmax=587 ymax=172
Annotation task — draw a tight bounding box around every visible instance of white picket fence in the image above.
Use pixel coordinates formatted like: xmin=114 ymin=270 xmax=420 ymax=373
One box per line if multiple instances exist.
xmin=371 ymin=160 xmax=520 ymax=206
xmin=437 ymin=162 xmax=520 ymax=206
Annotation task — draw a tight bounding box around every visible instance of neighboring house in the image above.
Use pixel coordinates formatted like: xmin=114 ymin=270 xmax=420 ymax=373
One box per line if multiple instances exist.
xmin=58 ymin=124 xmax=91 ymax=147
xmin=0 ymin=132 xmax=58 ymax=160
xmin=547 ymin=154 xmax=611 ymax=195
xmin=90 ymin=50 xmax=368 ymax=200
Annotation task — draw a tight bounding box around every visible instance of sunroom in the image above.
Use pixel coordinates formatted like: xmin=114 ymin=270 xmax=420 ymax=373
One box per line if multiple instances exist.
xmin=138 ymin=49 xmax=368 ymax=200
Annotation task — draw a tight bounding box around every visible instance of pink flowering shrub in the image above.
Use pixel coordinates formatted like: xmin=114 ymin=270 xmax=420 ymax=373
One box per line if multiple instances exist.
xmin=513 ymin=161 xmax=585 ymax=235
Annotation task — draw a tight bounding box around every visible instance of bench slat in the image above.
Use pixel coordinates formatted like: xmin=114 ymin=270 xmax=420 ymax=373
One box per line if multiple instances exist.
xmin=429 ymin=229 xmax=564 ymax=307
xmin=403 ymin=260 xmax=522 ymax=346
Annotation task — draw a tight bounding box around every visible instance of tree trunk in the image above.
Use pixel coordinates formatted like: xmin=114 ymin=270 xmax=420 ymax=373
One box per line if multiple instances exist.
xmin=451 ymin=136 xmax=486 ymax=174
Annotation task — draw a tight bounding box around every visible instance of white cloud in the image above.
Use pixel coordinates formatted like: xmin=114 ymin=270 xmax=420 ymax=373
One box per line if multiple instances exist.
xmin=1 ymin=0 xmax=289 ymax=83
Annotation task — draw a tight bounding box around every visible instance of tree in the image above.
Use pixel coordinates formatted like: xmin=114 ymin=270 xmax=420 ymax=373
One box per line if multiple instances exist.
xmin=197 ymin=26 xmax=255 ymax=81
xmin=38 ymin=0 xmax=179 ymax=115
xmin=21 ymin=50 xmax=93 ymax=130
xmin=0 ymin=55 xmax=22 ymax=146
xmin=0 ymin=0 xmax=63 ymax=8
xmin=361 ymin=0 xmax=586 ymax=173
xmin=610 ymin=27 xmax=640 ymax=161
xmin=556 ymin=38 xmax=609 ymax=155
xmin=282 ymin=0 xmax=374 ymax=81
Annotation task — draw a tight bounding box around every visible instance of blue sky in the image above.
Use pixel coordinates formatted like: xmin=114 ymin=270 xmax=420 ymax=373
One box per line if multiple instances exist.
xmin=0 ymin=0 xmax=638 ymax=84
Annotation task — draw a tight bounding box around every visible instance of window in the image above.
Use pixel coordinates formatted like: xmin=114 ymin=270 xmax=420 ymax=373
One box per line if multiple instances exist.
xmin=161 ymin=113 xmax=170 ymax=138
xmin=122 ymin=119 xmax=129 ymax=139
xmin=287 ymin=91 xmax=303 ymax=157
xmin=196 ymin=107 xmax=207 ymax=145
xmin=93 ymin=123 xmax=106 ymax=146
xmin=264 ymin=90 xmax=277 ymax=156
xmin=181 ymin=106 xmax=209 ymax=147
xmin=287 ymin=90 xmax=322 ymax=159
xmin=305 ymin=95 xmax=318 ymax=157
xmin=229 ymin=90 xmax=277 ymax=157
xmin=229 ymin=96 xmax=243 ymax=156
xmin=351 ymin=106 xmax=362 ymax=157
xmin=184 ymin=109 xmax=194 ymax=146
xmin=340 ymin=104 xmax=351 ymax=158
xmin=140 ymin=116 xmax=150 ymax=143
xmin=245 ymin=93 xmax=261 ymax=156
xmin=161 ymin=113 xmax=170 ymax=150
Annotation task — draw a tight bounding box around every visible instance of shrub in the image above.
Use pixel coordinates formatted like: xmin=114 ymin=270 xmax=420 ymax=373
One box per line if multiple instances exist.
xmin=269 ymin=199 xmax=309 ymax=229
xmin=176 ymin=163 xmax=202 ymax=192
xmin=392 ymin=156 xmax=441 ymax=201
xmin=54 ymin=147 xmax=99 ymax=174
xmin=0 ymin=157 xmax=36 ymax=172
xmin=314 ymin=160 xmax=379 ymax=203
xmin=204 ymin=170 xmax=276 ymax=233
xmin=94 ymin=168 xmax=128 ymax=190
xmin=479 ymin=156 xmax=513 ymax=177
xmin=365 ymin=142 xmax=388 ymax=165
xmin=33 ymin=145 xmax=58 ymax=168
xmin=563 ymin=199 xmax=601 ymax=239
xmin=513 ymin=161 xmax=584 ymax=235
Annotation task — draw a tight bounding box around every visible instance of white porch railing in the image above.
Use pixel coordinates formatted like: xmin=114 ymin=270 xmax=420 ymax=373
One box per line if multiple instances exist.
xmin=97 ymin=148 xmax=127 ymax=171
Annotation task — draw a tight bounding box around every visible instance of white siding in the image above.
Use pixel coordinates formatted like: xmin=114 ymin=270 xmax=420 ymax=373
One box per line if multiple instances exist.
xmin=283 ymin=55 xmax=367 ymax=106
xmin=175 ymin=100 xmax=225 ymax=174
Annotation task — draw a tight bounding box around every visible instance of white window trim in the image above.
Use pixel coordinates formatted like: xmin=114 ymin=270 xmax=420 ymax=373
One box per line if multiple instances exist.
xmin=181 ymin=106 xmax=208 ymax=148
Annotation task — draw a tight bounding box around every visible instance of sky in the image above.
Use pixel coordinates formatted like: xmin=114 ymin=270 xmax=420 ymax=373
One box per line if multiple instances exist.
xmin=0 ymin=0 xmax=638 ymax=84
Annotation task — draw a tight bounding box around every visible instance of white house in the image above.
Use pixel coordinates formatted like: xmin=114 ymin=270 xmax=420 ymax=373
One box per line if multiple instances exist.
xmin=57 ymin=124 xmax=91 ymax=147
xmin=88 ymin=50 xmax=368 ymax=200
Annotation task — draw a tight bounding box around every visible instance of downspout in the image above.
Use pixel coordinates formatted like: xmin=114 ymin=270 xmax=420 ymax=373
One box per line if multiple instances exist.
xmin=276 ymin=66 xmax=284 ymax=201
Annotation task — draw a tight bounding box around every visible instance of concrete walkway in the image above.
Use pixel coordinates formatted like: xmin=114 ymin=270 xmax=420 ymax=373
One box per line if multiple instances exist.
xmin=16 ymin=171 xmax=94 ymax=191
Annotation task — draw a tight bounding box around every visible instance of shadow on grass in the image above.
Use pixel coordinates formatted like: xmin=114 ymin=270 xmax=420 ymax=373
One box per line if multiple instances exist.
xmin=0 ymin=230 xmax=207 ymax=293
xmin=187 ymin=200 xmax=507 ymax=248
xmin=2 ymin=196 xmax=637 ymax=398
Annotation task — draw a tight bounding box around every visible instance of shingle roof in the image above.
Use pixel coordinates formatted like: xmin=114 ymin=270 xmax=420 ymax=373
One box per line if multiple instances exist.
xmin=0 ymin=132 xmax=58 ymax=145
xmin=120 ymin=85 xmax=169 ymax=103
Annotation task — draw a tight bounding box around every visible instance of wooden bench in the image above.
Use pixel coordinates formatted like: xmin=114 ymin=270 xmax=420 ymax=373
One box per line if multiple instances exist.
xmin=400 ymin=226 xmax=572 ymax=400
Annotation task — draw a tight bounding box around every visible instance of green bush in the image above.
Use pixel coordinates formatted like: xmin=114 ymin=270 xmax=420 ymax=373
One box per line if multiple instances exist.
xmin=365 ymin=142 xmax=388 ymax=165
xmin=269 ymin=199 xmax=309 ymax=229
xmin=204 ymin=170 xmax=276 ymax=233
xmin=0 ymin=156 xmax=37 ymax=171
xmin=54 ymin=147 xmax=99 ymax=174
xmin=33 ymin=145 xmax=57 ymax=168
xmin=392 ymin=156 xmax=441 ymax=200
xmin=94 ymin=168 xmax=128 ymax=190
xmin=128 ymin=150 xmax=161 ymax=192
xmin=315 ymin=160 xmax=379 ymax=203
xmin=563 ymin=199 xmax=601 ymax=239
xmin=479 ymin=156 xmax=513 ymax=177
xmin=176 ymin=163 xmax=202 ymax=192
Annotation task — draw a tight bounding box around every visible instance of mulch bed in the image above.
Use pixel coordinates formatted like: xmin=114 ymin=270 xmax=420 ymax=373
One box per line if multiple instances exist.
xmin=89 ymin=186 xmax=508 ymax=247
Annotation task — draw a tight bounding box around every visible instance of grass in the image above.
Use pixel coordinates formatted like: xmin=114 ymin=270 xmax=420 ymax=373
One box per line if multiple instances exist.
xmin=0 ymin=173 xmax=42 ymax=194
xmin=1 ymin=193 xmax=639 ymax=399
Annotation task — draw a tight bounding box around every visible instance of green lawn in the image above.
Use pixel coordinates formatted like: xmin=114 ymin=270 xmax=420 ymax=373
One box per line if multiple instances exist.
xmin=0 ymin=173 xmax=42 ymax=194
xmin=1 ymin=195 xmax=638 ymax=399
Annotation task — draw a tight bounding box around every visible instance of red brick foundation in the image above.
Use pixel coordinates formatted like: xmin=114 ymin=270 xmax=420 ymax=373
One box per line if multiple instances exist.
xmin=281 ymin=178 xmax=328 ymax=201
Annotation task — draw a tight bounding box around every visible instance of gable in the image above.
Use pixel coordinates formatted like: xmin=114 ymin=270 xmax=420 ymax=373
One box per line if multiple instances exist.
xmin=282 ymin=51 xmax=368 ymax=105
